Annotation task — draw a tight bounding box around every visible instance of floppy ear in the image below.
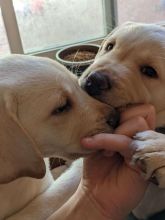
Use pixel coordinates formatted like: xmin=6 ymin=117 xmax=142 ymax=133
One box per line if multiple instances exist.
xmin=0 ymin=92 xmax=46 ymax=184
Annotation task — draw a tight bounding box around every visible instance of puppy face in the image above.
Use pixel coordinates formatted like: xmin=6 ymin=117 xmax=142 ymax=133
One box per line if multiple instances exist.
xmin=2 ymin=55 xmax=118 ymax=159
xmin=80 ymin=22 xmax=165 ymax=127
xmin=0 ymin=54 xmax=119 ymax=183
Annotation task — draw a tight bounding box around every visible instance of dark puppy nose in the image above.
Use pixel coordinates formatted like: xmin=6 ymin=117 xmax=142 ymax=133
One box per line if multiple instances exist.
xmin=83 ymin=72 xmax=111 ymax=96
xmin=107 ymin=110 xmax=120 ymax=129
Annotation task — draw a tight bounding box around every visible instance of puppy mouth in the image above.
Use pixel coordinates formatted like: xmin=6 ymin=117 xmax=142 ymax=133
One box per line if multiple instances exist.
xmin=107 ymin=110 xmax=120 ymax=128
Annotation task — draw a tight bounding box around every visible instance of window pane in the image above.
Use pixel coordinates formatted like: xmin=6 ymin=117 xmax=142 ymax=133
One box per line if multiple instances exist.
xmin=0 ymin=8 xmax=10 ymax=56
xmin=117 ymin=0 xmax=165 ymax=24
xmin=13 ymin=0 xmax=106 ymax=54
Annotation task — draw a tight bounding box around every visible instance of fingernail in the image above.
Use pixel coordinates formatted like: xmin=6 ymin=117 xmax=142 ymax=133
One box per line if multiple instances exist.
xmin=81 ymin=138 xmax=93 ymax=147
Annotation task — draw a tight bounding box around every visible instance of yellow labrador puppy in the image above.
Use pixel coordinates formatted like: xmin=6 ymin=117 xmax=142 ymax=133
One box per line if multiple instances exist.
xmin=80 ymin=22 xmax=165 ymax=219
xmin=0 ymin=55 xmax=118 ymax=219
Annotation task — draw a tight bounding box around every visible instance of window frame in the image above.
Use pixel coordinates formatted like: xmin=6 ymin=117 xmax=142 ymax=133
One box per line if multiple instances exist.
xmin=0 ymin=0 xmax=116 ymax=58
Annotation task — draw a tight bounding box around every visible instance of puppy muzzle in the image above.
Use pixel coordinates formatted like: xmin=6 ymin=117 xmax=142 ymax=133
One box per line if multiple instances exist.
xmin=82 ymin=71 xmax=112 ymax=96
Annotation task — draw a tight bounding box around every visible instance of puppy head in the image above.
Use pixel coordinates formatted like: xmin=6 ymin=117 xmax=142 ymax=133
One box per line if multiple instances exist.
xmin=80 ymin=22 xmax=165 ymax=126
xmin=0 ymin=55 xmax=117 ymax=183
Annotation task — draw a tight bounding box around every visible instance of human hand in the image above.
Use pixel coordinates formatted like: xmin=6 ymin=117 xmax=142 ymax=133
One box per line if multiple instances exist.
xmin=80 ymin=104 xmax=155 ymax=219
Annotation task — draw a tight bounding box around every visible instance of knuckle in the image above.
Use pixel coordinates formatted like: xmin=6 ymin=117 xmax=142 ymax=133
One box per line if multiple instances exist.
xmin=147 ymin=104 xmax=155 ymax=114
xmin=136 ymin=116 xmax=146 ymax=126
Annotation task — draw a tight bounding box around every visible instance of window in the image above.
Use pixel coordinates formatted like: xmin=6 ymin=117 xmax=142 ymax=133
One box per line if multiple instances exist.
xmin=0 ymin=0 xmax=115 ymax=57
xmin=0 ymin=8 xmax=10 ymax=56
xmin=2 ymin=1 xmax=165 ymax=58
xmin=117 ymin=0 xmax=165 ymax=25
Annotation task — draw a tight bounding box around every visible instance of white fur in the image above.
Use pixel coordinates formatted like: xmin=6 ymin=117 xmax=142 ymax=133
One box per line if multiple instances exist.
xmin=0 ymin=55 xmax=113 ymax=219
xmin=79 ymin=22 xmax=165 ymax=219
xmin=6 ymin=159 xmax=82 ymax=220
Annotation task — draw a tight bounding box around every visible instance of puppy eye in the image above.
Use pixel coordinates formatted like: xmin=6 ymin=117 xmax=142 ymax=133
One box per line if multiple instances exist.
xmin=52 ymin=99 xmax=71 ymax=115
xmin=140 ymin=66 xmax=158 ymax=78
xmin=105 ymin=43 xmax=114 ymax=51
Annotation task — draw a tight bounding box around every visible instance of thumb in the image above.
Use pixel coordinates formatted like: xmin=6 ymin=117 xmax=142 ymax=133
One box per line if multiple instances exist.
xmin=81 ymin=133 xmax=132 ymax=158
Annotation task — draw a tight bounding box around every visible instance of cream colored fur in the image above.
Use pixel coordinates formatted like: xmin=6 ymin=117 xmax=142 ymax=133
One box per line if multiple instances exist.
xmin=0 ymin=55 xmax=115 ymax=219
xmin=79 ymin=22 xmax=165 ymax=219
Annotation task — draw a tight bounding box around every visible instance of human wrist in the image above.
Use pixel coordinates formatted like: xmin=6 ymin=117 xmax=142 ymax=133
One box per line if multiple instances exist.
xmin=76 ymin=183 xmax=126 ymax=220
xmin=65 ymin=185 xmax=109 ymax=220
xmin=47 ymin=184 xmax=109 ymax=220
xmin=48 ymin=182 xmax=127 ymax=220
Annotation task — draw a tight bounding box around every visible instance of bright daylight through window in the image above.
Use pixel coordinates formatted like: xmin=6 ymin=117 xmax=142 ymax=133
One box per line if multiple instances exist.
xmin=13 ymin=0 xmax=107 ymax=54
xmin=0 ymin=0 xmax=165 ymax=57
xmin=0 ymin=8 xmax=10 ymax=56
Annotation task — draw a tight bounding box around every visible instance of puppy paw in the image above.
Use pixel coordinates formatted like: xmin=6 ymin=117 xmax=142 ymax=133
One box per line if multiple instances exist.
xmin=131 ymin=130 xmax=165 ymax=188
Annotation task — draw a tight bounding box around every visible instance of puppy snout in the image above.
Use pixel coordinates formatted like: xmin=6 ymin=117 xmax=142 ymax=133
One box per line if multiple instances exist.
xmin=107 ymin=110 xmax=120 ymax=129
xmin=83 ymin=72 xmax=112 ymax=96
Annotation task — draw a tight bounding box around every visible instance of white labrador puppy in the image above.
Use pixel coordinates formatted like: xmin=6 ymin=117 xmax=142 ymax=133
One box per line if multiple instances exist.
xmin=0 ymin=55 xmax=119 ymax=219
xmin=80 ymin=22 xmax=165 ymax=219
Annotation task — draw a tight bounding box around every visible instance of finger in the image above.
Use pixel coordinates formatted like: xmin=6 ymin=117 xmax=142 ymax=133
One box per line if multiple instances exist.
xmin=115 ymin=116 xmax=149 ymax=137
xmin=120 ymin=104 xmax=156 ymax=130
xmin=81 ymin=134 xmax=132 ymax=158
